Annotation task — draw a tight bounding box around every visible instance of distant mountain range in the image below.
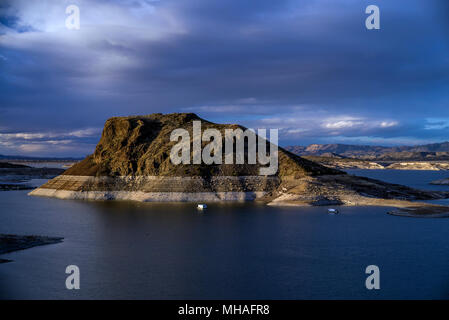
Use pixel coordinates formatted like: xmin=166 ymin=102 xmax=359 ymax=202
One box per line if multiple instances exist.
xmin=285 ymin=142 xmax=449 ymax=161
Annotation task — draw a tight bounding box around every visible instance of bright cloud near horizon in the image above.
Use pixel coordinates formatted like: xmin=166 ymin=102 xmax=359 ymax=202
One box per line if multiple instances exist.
xmin=1 ymin=0 xmax=449 ymax=156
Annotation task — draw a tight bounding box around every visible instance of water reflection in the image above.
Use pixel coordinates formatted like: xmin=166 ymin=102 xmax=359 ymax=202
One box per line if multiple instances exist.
xmin=1 ymin=174 xmax=449 ymax=299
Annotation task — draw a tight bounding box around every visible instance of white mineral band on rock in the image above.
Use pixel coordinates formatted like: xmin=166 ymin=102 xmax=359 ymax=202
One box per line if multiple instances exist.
xmin=28 ymin=188 xmax=267 ymax=202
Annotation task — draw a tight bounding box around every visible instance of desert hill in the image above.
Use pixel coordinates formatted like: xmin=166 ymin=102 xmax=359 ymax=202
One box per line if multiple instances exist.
xmin=64 ymin=113 xmax=336 ymax=178
xmin=30 ymin=113 xmax=449 ymax=211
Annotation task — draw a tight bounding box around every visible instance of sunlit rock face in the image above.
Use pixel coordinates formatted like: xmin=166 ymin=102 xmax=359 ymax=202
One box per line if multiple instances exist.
xmin=29 ymin=113 xmax=448 ymax=205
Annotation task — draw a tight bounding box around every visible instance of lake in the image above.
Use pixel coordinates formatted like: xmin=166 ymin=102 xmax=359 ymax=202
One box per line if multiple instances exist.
xmin=1 ymin=170 xmax=449 ymax=299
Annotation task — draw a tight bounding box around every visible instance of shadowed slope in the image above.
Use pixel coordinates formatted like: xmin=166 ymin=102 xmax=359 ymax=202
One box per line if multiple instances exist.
xmin=64 ymin=113 xmax=339 ymax=177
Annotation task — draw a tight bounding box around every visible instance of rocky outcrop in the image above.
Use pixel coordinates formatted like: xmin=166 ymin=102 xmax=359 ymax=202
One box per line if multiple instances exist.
xmin=0 ymin=234 xmax=63 ymax=263
xmin=30 ymin=113 xmax=449 ymax=208
xmin=388 ymin=206 xmax=449 ymax=218
xmin=266 ymin=174 xmax=448 ymax=207
xmin=60 ymin=113 xmax=334 ymax=178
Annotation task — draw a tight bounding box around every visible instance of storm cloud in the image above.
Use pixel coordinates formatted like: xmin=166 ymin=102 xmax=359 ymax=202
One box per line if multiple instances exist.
xmin=1 ymin=0 xmax=448 ymax=156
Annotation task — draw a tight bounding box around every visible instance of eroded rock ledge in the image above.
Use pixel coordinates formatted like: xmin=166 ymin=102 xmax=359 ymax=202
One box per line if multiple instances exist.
xmin=29 ymin=175 xmax=277 ymax=202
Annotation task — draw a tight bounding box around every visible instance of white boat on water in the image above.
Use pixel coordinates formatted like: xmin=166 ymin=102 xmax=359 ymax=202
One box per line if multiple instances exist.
xmin=197 ymin=204 xmax=207 ymax=210
xmin=327 ymin=208 xmax=339 ymax=214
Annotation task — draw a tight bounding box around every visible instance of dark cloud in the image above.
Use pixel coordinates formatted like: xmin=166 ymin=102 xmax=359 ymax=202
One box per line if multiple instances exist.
xmin=0 ymin=0 xmax=448 ymax=155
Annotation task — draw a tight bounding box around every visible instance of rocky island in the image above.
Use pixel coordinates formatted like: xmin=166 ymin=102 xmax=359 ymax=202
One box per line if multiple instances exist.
xmin=29 ymin=113 xmax=449 ymax=216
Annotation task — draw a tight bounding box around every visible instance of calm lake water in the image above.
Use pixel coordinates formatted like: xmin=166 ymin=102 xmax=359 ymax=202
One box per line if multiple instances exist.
xmin=1 ymin=170 xmax=449 ymax=299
